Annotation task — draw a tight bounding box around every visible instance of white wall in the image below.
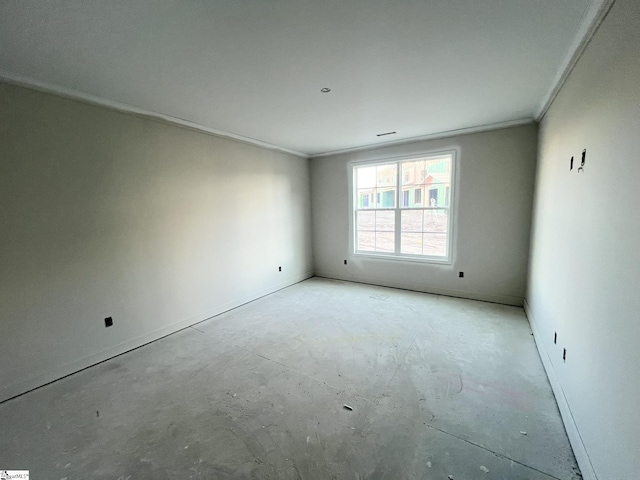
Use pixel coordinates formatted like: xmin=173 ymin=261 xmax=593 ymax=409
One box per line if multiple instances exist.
xmin=311 ymin=124 xmax=538 ymax=306
xmin=0 ymin=82 xmax=313 ymax=403
xmin=526 ymin=0 xmax=640 ymax=478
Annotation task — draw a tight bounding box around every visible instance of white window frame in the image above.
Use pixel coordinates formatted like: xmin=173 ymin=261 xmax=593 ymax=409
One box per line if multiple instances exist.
xmin=349 ymin=150 xmax=456 ymax=265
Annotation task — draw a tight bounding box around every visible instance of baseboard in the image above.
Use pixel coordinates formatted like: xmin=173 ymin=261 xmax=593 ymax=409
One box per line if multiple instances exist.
xmin=524 ymin=299 xmax=597 ymax=480
xmin=0 ymin=271 xmax=314 ymax=404
xmin=314 ymin=270 xmax=524 ymax=306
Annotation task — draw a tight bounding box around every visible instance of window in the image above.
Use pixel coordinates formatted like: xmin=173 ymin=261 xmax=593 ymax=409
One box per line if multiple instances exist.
xmin=353 ymin=152 xmax=454 ymax=262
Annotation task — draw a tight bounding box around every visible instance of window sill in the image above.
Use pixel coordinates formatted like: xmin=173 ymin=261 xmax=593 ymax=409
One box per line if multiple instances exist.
xmin=352 ymin=251 xmax=452 ymax=266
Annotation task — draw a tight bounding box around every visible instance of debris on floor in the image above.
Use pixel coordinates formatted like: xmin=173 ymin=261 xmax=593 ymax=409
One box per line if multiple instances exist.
xmin=480 ymin=465 xmax=490 ymax=473
xmin=0 ymin=279 xmax=583 ymax=479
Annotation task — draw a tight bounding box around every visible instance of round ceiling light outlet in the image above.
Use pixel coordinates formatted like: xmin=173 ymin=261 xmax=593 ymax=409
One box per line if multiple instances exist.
xmin=320 ymin=87 xmax=331 ymax=93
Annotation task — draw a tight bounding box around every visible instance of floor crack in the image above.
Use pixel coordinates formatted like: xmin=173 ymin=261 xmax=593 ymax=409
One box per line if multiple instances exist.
xmin=425 ymin=423 xmax=563 ymax=480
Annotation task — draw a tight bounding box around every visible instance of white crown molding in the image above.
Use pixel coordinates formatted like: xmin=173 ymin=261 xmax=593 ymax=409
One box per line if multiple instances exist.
xmin=535 ymin=0 xmax=616 ymax=121
xmin=311 ymin=118 xmax=535 ymax=159
xmin=0 ymin=72 xmax=309 ymax=159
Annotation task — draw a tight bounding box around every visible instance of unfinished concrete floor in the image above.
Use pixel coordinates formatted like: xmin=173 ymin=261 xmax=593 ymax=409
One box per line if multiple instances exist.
xmin=0 ymin=278 xmax=581 ymax=479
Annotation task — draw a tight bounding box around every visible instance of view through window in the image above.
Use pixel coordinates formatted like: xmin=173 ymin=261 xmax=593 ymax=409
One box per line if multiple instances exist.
xmin=353 ymin=152 xmax=454 ymax=261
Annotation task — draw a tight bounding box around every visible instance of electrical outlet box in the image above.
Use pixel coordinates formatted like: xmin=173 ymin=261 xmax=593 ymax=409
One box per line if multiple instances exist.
xmin=459 ymin=272 xmax=464 ymax=278
xmin=278 ymin=266 xmax=282 ymax=272
xmin=104 ymin=317 xmax=113 ymax=328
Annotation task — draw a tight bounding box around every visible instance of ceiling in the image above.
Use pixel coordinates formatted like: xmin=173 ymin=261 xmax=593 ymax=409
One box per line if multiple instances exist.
xmin=0 ymin=0 xmax=604 ymax=157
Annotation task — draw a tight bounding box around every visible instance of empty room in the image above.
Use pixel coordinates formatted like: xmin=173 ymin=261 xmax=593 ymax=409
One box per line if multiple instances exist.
xmin=0 ymin=0 xmax=638 ymax=479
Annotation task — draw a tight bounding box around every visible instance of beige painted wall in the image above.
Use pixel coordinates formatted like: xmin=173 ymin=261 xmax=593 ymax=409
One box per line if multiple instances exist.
xmin=0 ymin=82 xmax=313 ymax=402
xmin=310 ymin=124 xmax=538 ymax=306
xmin=527 ymin=0 xmax=640 ymax=478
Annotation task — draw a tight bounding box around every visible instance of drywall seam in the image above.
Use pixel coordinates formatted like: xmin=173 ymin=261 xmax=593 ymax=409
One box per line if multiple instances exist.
xmin=0 ymin=270 xmax=314 ymax=404
xmin=524 ymin=299 xmax=598 ymax=480
xmin=0 ymin=73 xmax=309 ymax=159
xmin=310 ymin=119 xmax=535 ymax=158
xmin=535 ymin=0 xmax=616 ymax=120
xmin=315 ymin=271 xmax=523 ymax=306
